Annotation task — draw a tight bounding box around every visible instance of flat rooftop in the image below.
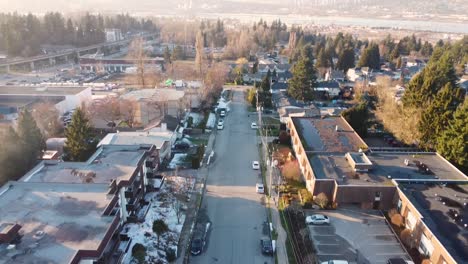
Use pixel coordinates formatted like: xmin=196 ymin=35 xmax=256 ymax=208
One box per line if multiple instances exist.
xmin=309 ymin=152 xmax=468 ymax=185
xmin=98 ymin=131 xmax=173 ymax=149
xmin=22 ymin=145 xmax=148 ymax=184
xmin=0 ymin=86 xmax=88 ymax=96
xmin=398 ymin=181 xmax=468 ymax=263
xmin=0 ymin=182 xmax=114 ymax=264
xmin=292 ymin=116 xmax=367 ymax=152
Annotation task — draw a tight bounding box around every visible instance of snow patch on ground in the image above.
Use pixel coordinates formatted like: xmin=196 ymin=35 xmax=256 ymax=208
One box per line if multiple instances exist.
xmin=168 ymin=154 xmax=188 ymax=169
xmin=187 ymin=112 xmax=204 ymax=126
xmin=206 ymin=113 xmax=216 ymax=128
xmin=123 ymin=176 xmax=195 ymax=264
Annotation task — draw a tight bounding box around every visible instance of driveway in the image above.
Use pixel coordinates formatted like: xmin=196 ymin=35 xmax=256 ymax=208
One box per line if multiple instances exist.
xmin=307 ymin=208 xmax=411 ymax=264
xmin=190 ymin=88 xmax=272 ymax=264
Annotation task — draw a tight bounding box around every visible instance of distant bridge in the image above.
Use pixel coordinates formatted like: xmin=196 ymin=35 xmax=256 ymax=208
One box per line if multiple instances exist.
xmin=0 ymin=32 xmax=159 ymax=72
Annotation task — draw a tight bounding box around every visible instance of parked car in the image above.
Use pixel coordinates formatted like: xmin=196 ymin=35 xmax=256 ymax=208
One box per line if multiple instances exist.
xmin=252 ymin=161 xmax=260 ymax=170
xmin=256 ymin=183 xmax=265 ymax=194
xmin=217 ymin=123 xmax=224 ymax=130
xmin=251 ymin=122 xmax=258 ymax=129
xmin=260 ymin=237 xmax=273 ymax=255
xmin=174 ymin=142 xmax=190 ymax=150
xmin=220 ymin=110 xmax=226 ymax=117
xmin=306 ymin=214 xmax=330 ymax=225
xmin=321 ymin=261 xmax=349 ymax=264
xmin=190 ymin=237 xmax=204 ymax=256
xmin=387 ymin=258 xmax=415 ymax=264
xmin=218 ymin=119 xmax=224 ymax=125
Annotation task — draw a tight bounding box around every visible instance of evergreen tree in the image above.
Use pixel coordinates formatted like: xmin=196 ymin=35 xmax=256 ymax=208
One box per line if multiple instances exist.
xmin=64 ymin=108 xmax=96 ymax=161
xmin=288 ymin=58 xmax=315 ymax=101
xmin=420 ymin=41 xmax=433 ymax=57
xmin=403 ymin=50 xmax=458 ymax=107
xmin=341 ymin=102 xmax=369 ymax=137
xmin=0 ymin=127 xmax=24 ymax=184
xmin=17 ymin=110 xmax=45 ymax=168
xmin=288 ymin=45 xmax=317 ymax=101
xmin=163 ymin=46 xmax=171 ymax=64
xmin=418 ymin=83 xmax=464 ymax=149
xmin=337 ymin=48 xmax=355 ymax=74
xmin=396 ymin=56 xmax=403 ymax=69
xmin=358 ymin=43 xmax=380 ymax=70
xmin=436 ymin=101 xmax=468 ymax=171
xmin=171 ymin=45 xmax=184 ymax=61
xmin=260 ymin=70 xmax=271 ymax=92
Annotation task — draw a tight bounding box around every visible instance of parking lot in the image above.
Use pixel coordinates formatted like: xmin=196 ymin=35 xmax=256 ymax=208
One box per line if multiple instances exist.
xmin=307 ymin=208 xmax=411 ymax=264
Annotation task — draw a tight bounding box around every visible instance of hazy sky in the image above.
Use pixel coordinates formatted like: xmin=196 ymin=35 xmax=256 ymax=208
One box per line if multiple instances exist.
xmin=0 ymin=0 xmax=467 ymax=21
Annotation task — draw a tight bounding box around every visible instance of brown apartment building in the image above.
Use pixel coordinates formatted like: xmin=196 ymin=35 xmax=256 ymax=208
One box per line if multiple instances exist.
xmin=287 ymin=115 xmax=468 ymax=263
xmin=0 ymin=144 xmax=159 ymax=263
xmin=287 ymin=116 xmax=467 ymax=210
xmin=394 ymin=181 xmax=468 ymax=264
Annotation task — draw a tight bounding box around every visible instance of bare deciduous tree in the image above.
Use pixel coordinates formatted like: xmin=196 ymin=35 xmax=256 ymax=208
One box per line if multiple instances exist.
xmin=31 ymin=101 xmax=63 ymax=137
xmin=89 ymin=97 xmax=122 ymax=129
xmin=373 ymin=76 xmax=422 ymax=145
xmin=195 ymin=30 xmax=205 ymax=77
xmin=127 ymin=37 xmax=148 ymax=88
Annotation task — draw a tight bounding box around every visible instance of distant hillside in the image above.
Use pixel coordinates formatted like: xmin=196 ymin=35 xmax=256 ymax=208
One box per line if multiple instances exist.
xmin=1 ymin=0 xmax=467 ymax=21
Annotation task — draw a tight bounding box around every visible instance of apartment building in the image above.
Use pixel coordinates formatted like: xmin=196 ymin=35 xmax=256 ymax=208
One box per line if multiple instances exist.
xmin=287 ymin=116 xmax=468 ymax=210
xmin=395 ymin=181 xmax=468 ymax=264
xmin=0 ymin=182 xmax=127 ymax=264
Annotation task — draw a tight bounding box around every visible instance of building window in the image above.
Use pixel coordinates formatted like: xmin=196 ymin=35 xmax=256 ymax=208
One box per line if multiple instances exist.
xmin=418 ymin=234 xmax=434 ymax=257
xmin=397 ymin=199 xmax=402 ymax=212
xmin=406 ymin=211 xmax=417 ymax=230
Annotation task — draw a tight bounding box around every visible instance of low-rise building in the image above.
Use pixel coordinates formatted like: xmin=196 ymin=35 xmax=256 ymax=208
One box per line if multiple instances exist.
xmin=20 ymin=144 xmax=157 ymax=223
xmin=120 ymin=88 xmax=186 ymax=125
xmin=98 ymin=128 xmax=175 ymax=165
xmin=0 ymin=182 xmax=127 ymax=264
xmin=395 ymin=181 xmax=468 ymax=264
xmin=287 ymin=116 xmax=468 ymax=210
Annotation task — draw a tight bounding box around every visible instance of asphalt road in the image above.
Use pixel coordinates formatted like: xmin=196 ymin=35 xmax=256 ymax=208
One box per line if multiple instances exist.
xmin=191 ymin=88 xmax=272 ymax=264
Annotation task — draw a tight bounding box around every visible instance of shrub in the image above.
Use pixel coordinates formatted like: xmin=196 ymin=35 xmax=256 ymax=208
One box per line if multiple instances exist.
xmin=278 ymin=131 xmax=291 ymax=145
xmin=391 ymin=213 xmax=405 ymax=228
xmin=315 ymin=193 xmax=329 ymax=209
xmin=187 ymin=116 xmax=193 ymax=128
xmin=281 ymin=160 xmax=302 ymax=182
xmin=132 ymin=243 xmax=146 ymax=264
xmin=388 ymin=208 xmax=398 ymax=218
xmin=400 ymin=229 xmax=413 ymax=248
xmin=299 ymin=189 xmax=313 ymax=208
xmin=166 ymin=248 xmax=177 ymax=262
xmin=153 ymin=219 xmax=169 ymax=246
xmin=421 ymin=259 xmax=431 ymax=264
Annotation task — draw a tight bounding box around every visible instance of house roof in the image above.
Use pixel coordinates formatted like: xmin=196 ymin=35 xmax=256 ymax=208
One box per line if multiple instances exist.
xmin=121 ymin=88 xmax=185 ymax=102
xmin=316 ymin=81 xmax=341 ymax=89
xmin=0 ymin=182 xmax=114 ymax=264
xmin=98 ymin=131 xmax=173 ymax=149
xmin=310 ymin=152 xmax=468 ymax=184
xmin=292 ymin=116 xmax=366 ymax=152
xmin=397 ymin=181 xmax=468 ymax=263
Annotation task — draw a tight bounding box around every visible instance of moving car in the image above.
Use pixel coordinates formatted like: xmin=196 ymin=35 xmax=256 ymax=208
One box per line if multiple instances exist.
xmin=321 ymin=261 xmax=349 ymax=264
xmin=251 ymin=122 xmax=258 ymax=129
xmin=252 ymin=161 xmax=260 ymax=170
xmin=260 ymin=237 xmax=273 ymax=255
xmin=256 ymin=183 xmax=265 ymax=194
xmin=217 ymin=123 xmax=224 ymax=130
xmin=306 ymin=214 xmax=330 ymax=225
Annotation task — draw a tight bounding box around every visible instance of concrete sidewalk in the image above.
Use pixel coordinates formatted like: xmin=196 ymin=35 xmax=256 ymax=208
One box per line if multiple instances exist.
xmin=270 ymin=199 xmax=289 ymax=264
xmin=176 ymin=132 xmax=216 ymax=264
